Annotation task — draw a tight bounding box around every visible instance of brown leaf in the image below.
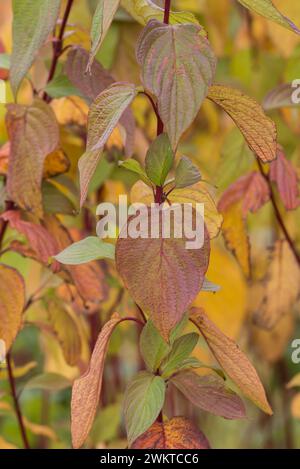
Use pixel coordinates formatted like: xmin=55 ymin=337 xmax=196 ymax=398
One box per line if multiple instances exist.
xmin=71 ymin=313 xmax=121 ymax=448
xmin=131 ymin=417 xmax=210 ymax=449
xmin=218 ymin=172 xmax=270 ymax=218
xmin=218 ymin=201 xmax=251 ymax=277
xmin=171 ymin=370 xmax=246 ymax=420
xmin=270 ymin=146 xmax=300 ymax=211
xmin=0 ymin=264 xmax=25 ymax=351
xmin=190 ymin=307 xmax=273 ymax=415
xmin=6 ymin=98 xmax=59 ymax=218
xmin=46 ymin=299 xmax=82 ymax=367
xmin=208 ymin=85 xmax=277 ymax=162
xmin=254 ymin=240 xmax=300 ymax=329
xmin=1 ymin=211 xmax=58 ymax=267
xmin=116 ymin=208 xmax=210 ymax=340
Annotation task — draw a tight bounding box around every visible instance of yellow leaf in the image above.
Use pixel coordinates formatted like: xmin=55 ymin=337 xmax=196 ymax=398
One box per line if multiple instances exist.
xmin=47 ymin=300 xmax=82 ymax=367
xmin=121 ymin=0 xmax=199 ymax=25
xmin=190 ymin=307 xmax=273 ymax=414
xmin=51 ymin=97 xmax=88 ymax=126
xmin=0 ymin=436 xmax=18 ymax=449
xmin=219 ymin=201 xmax=250 ymax=277
xmin=254 ymin=240 xmax=300 ymax=329
xmin=23 ymin=417 xmax=57 ymax=441
xmin=291 ymin=393 xmax=300 ymax=419
xmin=71 ymin=313 xmax=121 ymax=448
xmin=0 ymin=264 xmax=25 ymax=352
xmin=208 ymin=85 xmax=277 ymax=163
xmin=193 ymin=245 xmax=247 ymax=339
xmin=43 ymin=149 xmax=70 ymax=178
xmin=130 ymin=180 xmax=222 ymax=239
xmin=287 ymin=373 xmax=300 ymax=389
xmin=0 ymin=361 xmax=37 ymax=380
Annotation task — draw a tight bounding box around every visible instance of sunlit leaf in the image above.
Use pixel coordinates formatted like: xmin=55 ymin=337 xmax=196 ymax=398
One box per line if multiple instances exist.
xmin=136 ymin=19 xmax=216 ymax=149
xmin=208 ymin=85 xmax=277 ymax=162
xmin=0 ymin=264 xmax=25 ymax=352
xmin=119 ymin=158 xmax=151 ymax=186
xmin=123 ymin=371 xmax=165 ymax=445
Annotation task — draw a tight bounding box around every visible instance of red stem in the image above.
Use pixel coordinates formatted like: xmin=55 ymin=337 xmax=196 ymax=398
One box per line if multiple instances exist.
xmin=163 ymin=0 xmax=171 ymax=24
xmin=257 ymin=159 xmax=300 ymax=266
xmin=43 ymin=0 xmax=74 ymax=101
xmin=6 ymin=353 xmax=30 ymax=449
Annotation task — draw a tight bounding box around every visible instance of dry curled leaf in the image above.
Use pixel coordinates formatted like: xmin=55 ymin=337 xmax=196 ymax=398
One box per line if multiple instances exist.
xmin=131 ymin=417 xmax=210 ymax=449
xmin=208 ymin=85 xmax=277 ymax=162
xmin=0 ymin=264 xmax=25 ymax=352
xmin=71 ymin=313 xmax=121 ymax=448
xmin=190 ymin=307 xmax=272 ymax=415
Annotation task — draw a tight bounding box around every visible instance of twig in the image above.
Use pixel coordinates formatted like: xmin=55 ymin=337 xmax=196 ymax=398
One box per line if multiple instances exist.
xmin=257 ymin=159 xmax=300 ymax=266
xmin=43 ymin=0 xmax=74 ymax=101
xmin=6 ymin=353 xmax=30 ymax=449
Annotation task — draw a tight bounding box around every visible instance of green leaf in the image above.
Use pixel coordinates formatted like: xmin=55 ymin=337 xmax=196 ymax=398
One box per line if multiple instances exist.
xmin=145 ymin=133 xmax=174 ymax=186
xmin=11 ymin=0 xmax=61 ymax=96
xmin=140 ymin=321 xmax=170 ymax=372
xmin=79 ymin=82 xmax=138 ymax=206
xmin=238 ymin=0 xmax=300 ymax=34
xmin=0 ymin=53 xmax=10 ymax=70
xmin=90 ymin=402 xmax=121 ymax=444
xmin=23 ymin=373 xmax=71 ymax=392
xmin=53 ymin=236 xmax=115 ymax=265
xmin=123 ymin=371 xmax=165 ymax=446
xmin=161 ymin=333 xmax=199 ymax=378
xmin=175 ymin=157 xmax=201 ymax=189
xmin=169 ymin=313 xmax=189 ymax=344
xmin=87 ymin=0 xmax=120 ymax=72
xmin=44 ymin=74 xmax=82 ymax=99
xmin=119 ymin=159 xmax=151 ymax=186
xmin=121 ymin=0 xmax=199 ymax=26
xmin=136 ymin=19 xmax=216 ymax=149
xmin=42 ymin=180 xmax=75 ymax=215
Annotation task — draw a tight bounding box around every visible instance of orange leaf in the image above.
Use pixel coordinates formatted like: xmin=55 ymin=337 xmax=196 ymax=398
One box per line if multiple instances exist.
xmin=71 ymin=313 xmax=121 ymax=448
xmin=208 ymin=85 xmax=277 ymax=162
xmin=0 ymin=264 xmax=25 ymax=351
xmin=131 ymin=417 xmax=210 ymax=449
xmin=190 ymin=307 xmax=273 ymax=415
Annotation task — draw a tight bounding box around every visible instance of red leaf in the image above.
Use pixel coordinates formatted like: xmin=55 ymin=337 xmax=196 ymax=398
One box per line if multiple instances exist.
xmin=270 ymin=147 xmax=300 ymax=211
xmin=218 ymin=171 xmax=270 ymax=218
